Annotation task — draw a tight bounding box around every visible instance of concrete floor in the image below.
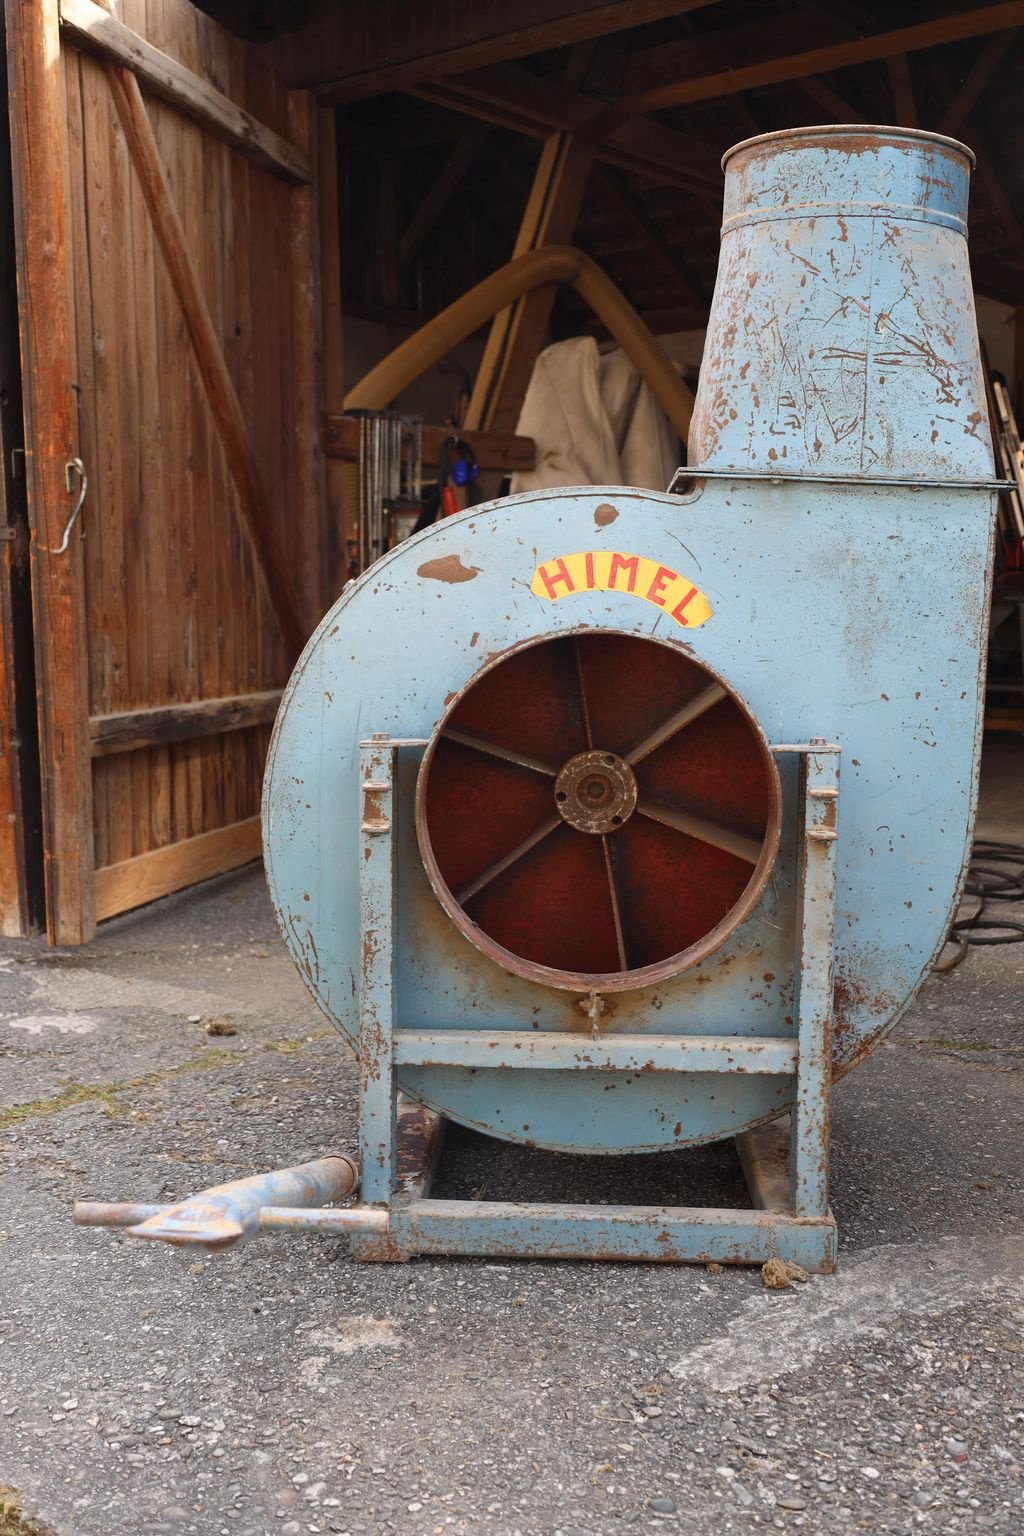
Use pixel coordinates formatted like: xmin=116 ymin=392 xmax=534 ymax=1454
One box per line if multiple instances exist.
xmin=1 ymin=743 xmax=1022 ymax=1536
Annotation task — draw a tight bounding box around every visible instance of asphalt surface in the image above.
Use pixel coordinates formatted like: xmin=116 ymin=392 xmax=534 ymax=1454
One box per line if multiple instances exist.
xmin=1 ymin=745 xmax=1022 ymax=1536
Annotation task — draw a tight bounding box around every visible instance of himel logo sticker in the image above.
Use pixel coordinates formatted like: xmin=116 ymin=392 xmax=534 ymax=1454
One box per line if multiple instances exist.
xmin=531 ymin=551 xmax=712 ymax=629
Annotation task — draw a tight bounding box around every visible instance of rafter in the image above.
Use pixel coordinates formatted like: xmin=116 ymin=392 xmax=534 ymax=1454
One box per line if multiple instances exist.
xmin=280 ymin=0 xmax=723 ymax=102
xmin=590 ymin=167 xmax=707 ymax=306
xmin=798 ymin=75 xmax=867 ymax=123
xmin=938 ymin=30 xmax=1016 ymax=136
xmin=886 ymin=53 xmax=918 ymax=127
xmin=926 ymin=56 xmax=1024 ymax=263
xmin=613 ymin=4 xmax=1024 ymax=115
xmin=408 ymin=64 xmax=724 ymax=193
xmin=399 ymin=124 xmax=489 ymax=267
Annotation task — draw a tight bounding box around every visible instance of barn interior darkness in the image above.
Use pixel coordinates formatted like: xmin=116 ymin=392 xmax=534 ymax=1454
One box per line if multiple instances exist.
xmin=246 ymin=1 xmax=1024 ymax=394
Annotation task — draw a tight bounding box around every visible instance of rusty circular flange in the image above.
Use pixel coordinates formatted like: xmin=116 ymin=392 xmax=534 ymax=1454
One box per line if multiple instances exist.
xmin=415 ymin=629 xmax=782 ymax=994
xmin=554 ymin=750 xmax=637 ymax=835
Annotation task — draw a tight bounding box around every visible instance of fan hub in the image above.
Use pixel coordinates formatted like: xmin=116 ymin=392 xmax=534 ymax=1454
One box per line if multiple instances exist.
xmin=555 ymin=750 xmax=637 ymax=834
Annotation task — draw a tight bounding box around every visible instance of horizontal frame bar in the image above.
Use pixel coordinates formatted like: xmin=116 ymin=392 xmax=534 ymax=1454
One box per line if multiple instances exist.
xmin=393 ymin=1029 xmax=797 ymax=1074
xmin=394 ymin=1198 xmax=836 ymax=1269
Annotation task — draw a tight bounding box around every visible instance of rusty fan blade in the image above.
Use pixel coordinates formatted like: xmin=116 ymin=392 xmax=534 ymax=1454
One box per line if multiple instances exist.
xmin=417 ymin=631 xmax=780 ymax=987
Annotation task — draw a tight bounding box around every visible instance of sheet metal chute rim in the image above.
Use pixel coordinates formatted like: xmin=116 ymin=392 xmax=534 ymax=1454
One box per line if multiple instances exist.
xmin=415 ymin=629 xmax=783 ymax=993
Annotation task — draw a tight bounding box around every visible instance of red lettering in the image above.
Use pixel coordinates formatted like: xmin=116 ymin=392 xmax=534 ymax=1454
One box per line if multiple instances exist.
xmin=538 ymin=557 xmax=575 ymax=599
xmin=646 ymin=565 xmax=676 ymax=607
xmin=670 ymin=585 xmax=699 ymax=625
xmin=584 ymin=551 xmax=595 ymax=589
xmin=607 ymin=552 xmax=639 ymax=592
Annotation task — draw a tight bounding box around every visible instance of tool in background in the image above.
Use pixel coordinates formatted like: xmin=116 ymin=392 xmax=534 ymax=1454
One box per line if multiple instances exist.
xmin=413 ymin=435 xmax=480 ymax=532
xmin=440 ymin=435 xmax=479 ymax=517
xmin=983 ymin=364 xmax=1024 ymax=729
xmin=981 ymin=359 xmax=1024 ymax=573
xmin=352 ymin=409 xmax=423 ymax=575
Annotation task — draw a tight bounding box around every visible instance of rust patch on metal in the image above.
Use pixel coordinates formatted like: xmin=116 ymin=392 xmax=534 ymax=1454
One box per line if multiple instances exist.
xmin=594 ymin=502 xmax=619 ymax=526
xmin=418 ymin=554 xmax=480 ymax=584
xmin=832 ymin=969 xmax=899 ymax=1065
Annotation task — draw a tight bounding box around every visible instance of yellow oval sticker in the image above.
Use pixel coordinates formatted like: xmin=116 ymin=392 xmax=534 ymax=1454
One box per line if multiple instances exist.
xmin=531 ymin=551 xmax=712 ymax=629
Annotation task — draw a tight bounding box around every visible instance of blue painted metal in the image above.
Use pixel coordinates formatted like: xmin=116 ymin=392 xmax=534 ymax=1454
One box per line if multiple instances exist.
xmin=264 ymin=479 xmax=994 ymax=1156
xmin=392 ymin=1030 xmax=799 ymax=1074
xmin=67 ymin=125 xmax=963 ymax=1273
xmin=356 ymin=737 xmax=397 ymax=1208
xmin=265 ymin=126 xmax=996 ymax=1168
xmin=70 ymin=124 xmax=998 ymax=1273
xmin=391 ymin=1200 xmax=836 ymax=1270
xmin=689 ymin=125 xmax=992 ymax=484
xmin=791 ymin=745 xmax=839 ymax=1220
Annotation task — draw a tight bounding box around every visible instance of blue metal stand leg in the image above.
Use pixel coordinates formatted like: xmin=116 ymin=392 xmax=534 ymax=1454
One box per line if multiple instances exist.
xmin=351 ymin=733 xmax=840 ymax=1273
xmin=352 ymin=736 xmax=399 ymax=1259
xmin=791 ymin=742 xmax=840 ymax=1222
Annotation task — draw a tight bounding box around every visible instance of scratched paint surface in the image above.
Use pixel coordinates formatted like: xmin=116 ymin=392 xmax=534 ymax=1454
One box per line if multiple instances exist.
xmin=262 ymin=477 xmax=993 ymax=1154
xmin=689 ymin=127 xmax=991 ymax=480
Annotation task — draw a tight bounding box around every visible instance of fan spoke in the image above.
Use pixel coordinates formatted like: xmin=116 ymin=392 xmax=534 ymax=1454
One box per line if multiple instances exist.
xmin=441 ymin=727 xmax=559 ymax=777
xmin=601 ymin=834 xmax=629 ymax=970
xmin=456 ymin=814 xmax=563 ymax=904
xmin=637 ymin=796 xmax=762 ymax=866
xmin=573 ymin=636 xmax=594 ymax=750
xmin=625 ymin=682 xmax=726 ymax=766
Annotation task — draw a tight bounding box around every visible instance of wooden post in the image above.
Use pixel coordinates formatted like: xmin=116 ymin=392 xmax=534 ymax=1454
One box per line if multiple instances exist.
xmin=465 ymin=129 xmax=595 ymax=438
xmin=5 ymin=0 xmax=96 ymax=943
xmin=0 ymin=0 xmax=42 ymax=935
xmin=316 ymin=107 xmax=347 ymax=605
xmin=287 ymin=90 xmax=323 ymax=625
xmin=886 ymin=54 xmax=918 ymax=127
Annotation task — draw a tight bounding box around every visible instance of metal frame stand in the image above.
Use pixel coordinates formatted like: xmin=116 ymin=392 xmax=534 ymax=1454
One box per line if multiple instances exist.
xmin=351 ymin=734 xmax=840 ymax=1271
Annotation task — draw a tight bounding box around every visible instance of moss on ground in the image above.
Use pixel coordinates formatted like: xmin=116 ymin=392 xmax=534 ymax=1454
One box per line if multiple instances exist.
xmin=0 ymin=1046 xmax=239 ymax=1129
xmin=0 ymin=1487 xmax=52 ymax=1536
xmin=0 ymin=1030 xmax=334 ymax=1129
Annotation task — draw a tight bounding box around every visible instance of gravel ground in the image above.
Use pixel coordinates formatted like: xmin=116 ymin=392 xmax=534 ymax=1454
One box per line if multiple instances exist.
xmin=0 ymin=746 xmax=1022 ymax=1536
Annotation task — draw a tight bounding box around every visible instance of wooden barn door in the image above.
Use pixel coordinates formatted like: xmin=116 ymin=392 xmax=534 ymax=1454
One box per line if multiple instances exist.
xmin=5 ymin=0 xmax=337 ymax=944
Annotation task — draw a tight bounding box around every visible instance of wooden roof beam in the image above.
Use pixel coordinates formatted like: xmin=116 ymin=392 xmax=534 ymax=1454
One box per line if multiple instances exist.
xmin=938 ymin=30 xmax=1016 ymax=136
xmin=410 ymin=66 xmax=724 ymax=194
xmin=886 ymin=54 xmax=918 ymax=126
xmin=924 ymin=56 xmax=1024 ymax=264
xmin=798 ymin=76 xmax=867 ymax=123
xmin=277 ymin=0 xmax=723 ymax=101
xmin=398 ymin=124 xmax=489 ymax=268
xmin=612 ymin=3 xmax=1024 ymax=115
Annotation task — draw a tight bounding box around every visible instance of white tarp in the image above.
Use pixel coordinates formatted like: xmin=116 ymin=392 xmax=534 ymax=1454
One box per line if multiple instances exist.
xmin=509 ymin=336 xmax=680 ymax=495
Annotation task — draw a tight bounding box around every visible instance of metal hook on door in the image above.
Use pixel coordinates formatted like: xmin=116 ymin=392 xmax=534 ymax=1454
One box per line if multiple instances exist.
xmin=43 ymin=458 xmax=87 ymax=555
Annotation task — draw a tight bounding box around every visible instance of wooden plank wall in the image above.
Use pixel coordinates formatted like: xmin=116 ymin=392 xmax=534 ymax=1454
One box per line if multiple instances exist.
xmin=59 ymin=0 xmax=324 ymax=925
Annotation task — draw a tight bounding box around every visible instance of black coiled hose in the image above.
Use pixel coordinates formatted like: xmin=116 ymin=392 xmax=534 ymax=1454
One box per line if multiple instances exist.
xmin=935 ymin=840 xmax=1024 ymax=973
